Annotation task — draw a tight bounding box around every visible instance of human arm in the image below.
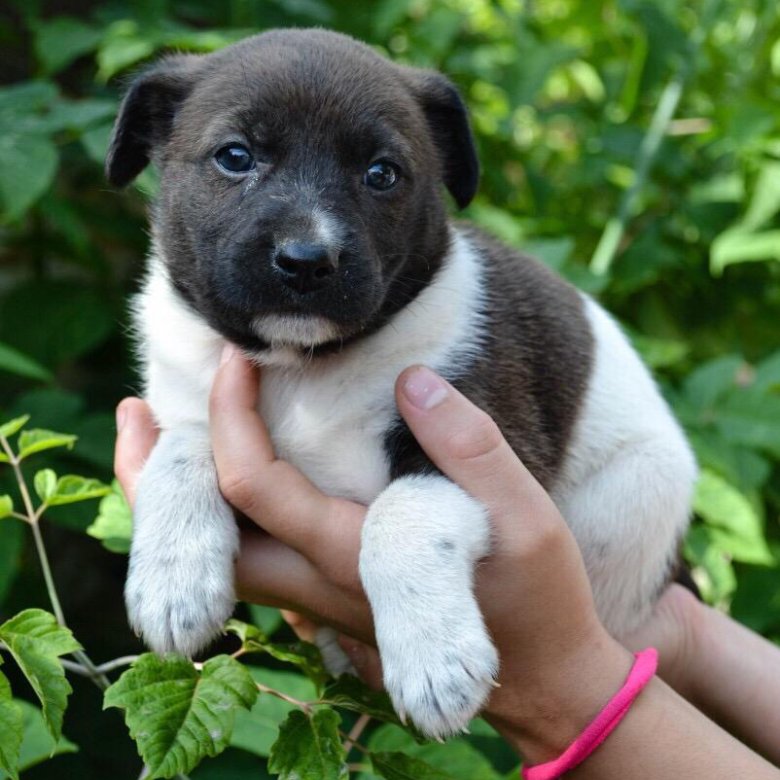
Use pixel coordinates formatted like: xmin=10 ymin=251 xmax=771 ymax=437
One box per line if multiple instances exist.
xmin=115 ymin=351 xmax=780 ymax=777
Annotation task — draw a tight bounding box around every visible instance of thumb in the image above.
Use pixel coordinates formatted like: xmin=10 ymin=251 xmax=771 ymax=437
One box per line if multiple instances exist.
xmin=395 ymin=365 xmax=551 ymax=526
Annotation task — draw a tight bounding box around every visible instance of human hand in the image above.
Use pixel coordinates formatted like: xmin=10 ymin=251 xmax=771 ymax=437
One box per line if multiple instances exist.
xmin=115 ymin=349 xmax=632 ymax=759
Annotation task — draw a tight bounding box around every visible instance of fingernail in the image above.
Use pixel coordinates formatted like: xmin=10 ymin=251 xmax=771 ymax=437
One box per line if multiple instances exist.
xmin=116 ymin=403 xmax=128 ymax=432
xmin=402 ymin=366 xmax=448 ymax=410
xmin=220 ymin=343 xmax=236 ymax=365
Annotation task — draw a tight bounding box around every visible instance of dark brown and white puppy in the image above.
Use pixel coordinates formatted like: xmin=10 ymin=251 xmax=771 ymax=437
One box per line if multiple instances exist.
xmin=107 ymin=29 xmax=696 ymax=738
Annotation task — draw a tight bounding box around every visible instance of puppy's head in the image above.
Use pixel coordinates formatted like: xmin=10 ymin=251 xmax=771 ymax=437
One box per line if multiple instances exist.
xmin=107 ymin=29 xmax=478 ymax=354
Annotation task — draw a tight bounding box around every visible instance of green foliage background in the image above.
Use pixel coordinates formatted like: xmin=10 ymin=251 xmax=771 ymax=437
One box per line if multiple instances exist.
xmin=0 ymin=0 xmax=779 ymax=777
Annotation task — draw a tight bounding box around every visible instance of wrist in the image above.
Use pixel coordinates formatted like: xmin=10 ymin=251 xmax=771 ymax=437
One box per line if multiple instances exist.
xmin=485 ymin=630 xmax=634 ymax=764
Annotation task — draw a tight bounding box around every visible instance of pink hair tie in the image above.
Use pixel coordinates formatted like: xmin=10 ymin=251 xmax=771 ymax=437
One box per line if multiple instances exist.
xmin=521 ymin=647 xmax=658 ymax=780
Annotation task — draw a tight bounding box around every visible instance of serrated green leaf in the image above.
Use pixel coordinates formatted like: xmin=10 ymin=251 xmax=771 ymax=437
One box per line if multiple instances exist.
xmin=0 ymin=610 xmax=81 ymax=743
xmin=33 ymin=470 xmax=57 ymax=503
xmin=370 ymin=751 xmax=456 ymax=780
xmin=268 ymin=709 xmax=348 ymax=780
xmin=17 ymin=429 xmax=77 ymax=460
xmin=0 ymin=666 xmax=22 ymax=780
xmin=104 ymin=653 xmax=258 ymax=779
xmin=0 ymin=416 xmax=29 ymax=440
xmin=0 ymin=344 xmax=52 ymax=382
xmin=694 ymin=470 xmax=773 ymax=565
xmin=0 ymin=496 xmax=14 ymax=520
xmin=86 ymin=480 xmax=132 ymax=553
xmin=46 ymin=475 xmax=110 ymax=507
xmin=0 ymin=698 xmax=78 ymax=779
xmin=225 ymin=620 xmax=327 ymax=690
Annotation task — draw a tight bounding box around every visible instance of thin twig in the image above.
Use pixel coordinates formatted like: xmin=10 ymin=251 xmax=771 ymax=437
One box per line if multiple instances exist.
xmin=256 ymin=682 xmax=314 ymax=713
xmin=343 ymin=713 xmax=372 ymax=756
xmin=61 ymin=655 xmax=140 ymax=677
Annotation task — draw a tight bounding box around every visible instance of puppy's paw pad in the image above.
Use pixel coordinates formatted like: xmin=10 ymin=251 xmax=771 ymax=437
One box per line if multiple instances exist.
xmin=382 ymin=626 xmax=498 ymax=739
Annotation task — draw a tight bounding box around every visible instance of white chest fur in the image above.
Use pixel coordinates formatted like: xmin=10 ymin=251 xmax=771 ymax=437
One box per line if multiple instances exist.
xmin=135 ymin=228 xmax=487 ymax=505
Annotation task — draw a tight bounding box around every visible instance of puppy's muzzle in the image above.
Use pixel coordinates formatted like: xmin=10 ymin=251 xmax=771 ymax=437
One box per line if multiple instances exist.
xmin=273 ymin=241 xmax=339 ymax=294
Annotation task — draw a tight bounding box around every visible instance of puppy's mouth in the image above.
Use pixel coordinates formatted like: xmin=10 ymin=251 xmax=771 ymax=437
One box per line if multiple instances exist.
xmin=249 ymin=313 xmax=341 ymax=348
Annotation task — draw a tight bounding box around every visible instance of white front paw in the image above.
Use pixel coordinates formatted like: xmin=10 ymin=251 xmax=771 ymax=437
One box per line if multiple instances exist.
xmin=378 ymin=602 xmax=498 ymax=738
xmin=125 ymin=538 xmax=236 ymax=657
xmin=360 ymin=474 xmax=497 ymax=738
xmin=126 ymin=430 xmax=239 ymax=657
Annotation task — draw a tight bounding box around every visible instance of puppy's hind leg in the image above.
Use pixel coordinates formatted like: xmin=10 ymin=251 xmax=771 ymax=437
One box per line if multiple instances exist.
xmin=125 ymin=426 xmax=238 ymax=657
xmin=360 ymin=474 xmax=498 ymax=739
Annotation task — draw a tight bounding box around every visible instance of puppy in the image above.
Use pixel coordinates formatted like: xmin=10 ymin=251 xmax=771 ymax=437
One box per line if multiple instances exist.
xmin=107 ymin=29 xmax=697 ymax=738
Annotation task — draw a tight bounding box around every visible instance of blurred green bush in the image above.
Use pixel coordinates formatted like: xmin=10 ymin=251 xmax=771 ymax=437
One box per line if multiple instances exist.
xmin=0 ymin=0 xmax=779 ymax=777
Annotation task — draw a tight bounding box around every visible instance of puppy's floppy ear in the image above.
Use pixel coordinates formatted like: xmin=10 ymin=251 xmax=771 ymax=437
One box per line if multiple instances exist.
xmin=408 ymin=71 xmax=479 ymax=209
xmin=106 ymin=54 xmax=204 ymax=187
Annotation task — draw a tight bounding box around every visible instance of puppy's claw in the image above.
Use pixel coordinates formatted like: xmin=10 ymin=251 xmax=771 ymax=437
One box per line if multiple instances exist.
xmin=489 ymin=679 xmax=501 ymax=689
xmin=398 ymin=707 xmax=407 ymax=726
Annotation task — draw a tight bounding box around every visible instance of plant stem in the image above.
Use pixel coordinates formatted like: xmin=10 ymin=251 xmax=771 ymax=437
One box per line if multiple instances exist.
xmin=61 ymin=655 xmax=140 ymax=677
xmin=343 ymin=713 xmax=372 ymax=756
xmin=0 ymin=434 xmax=111 ymax=689
xmin=256 ymin=682 xmax=314 ymax=713
xmin=589 ymin=73 xmax=684 ymax=276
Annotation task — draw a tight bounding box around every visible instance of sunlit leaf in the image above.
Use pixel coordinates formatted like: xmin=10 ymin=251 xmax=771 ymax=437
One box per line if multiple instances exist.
xmin=104 ymin=654 xmax=258 ymax=779
xmin=46 ymin=475 xmax=110 ymax=507
xmin=0 ymin=416 xmax=29 ymax=440
xmin=86 ymin=480 xmax=132 ymax=553
xmin=33 ymin=470 xmax=57 ymax=503
xmin=17 ymin=429 xmax=77 ymax=460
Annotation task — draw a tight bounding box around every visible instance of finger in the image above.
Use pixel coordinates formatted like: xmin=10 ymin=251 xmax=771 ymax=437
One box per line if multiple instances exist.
xmin=209 ymin=346 xmax=362 ymax=558
xmin=236 ymin=530 xmax=373 ymax=640
xmin=280 ymin=610 xmax=320 ymax=643
xmin=114 ymin=397 xmax=159 ymax=506
xmin=337 ymin=636 xmax=384 ymax=690
xmin=395 ymin=366 xmax=555 ymax=531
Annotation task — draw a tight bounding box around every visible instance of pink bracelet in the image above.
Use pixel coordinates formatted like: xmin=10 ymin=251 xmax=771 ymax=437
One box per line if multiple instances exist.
xmin=521 ymin=647 xmax=658 ymax=780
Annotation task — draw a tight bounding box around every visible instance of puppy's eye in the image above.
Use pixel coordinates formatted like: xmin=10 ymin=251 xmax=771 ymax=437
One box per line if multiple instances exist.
xmin=214 ymin=144 xmax=255 ymax=174
xmin=364 ymin=160 xmax=400 ymax=191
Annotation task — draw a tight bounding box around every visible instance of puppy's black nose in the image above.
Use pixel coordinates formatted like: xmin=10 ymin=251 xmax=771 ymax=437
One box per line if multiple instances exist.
xmin=273 ymin=242 xmax=338 ymax=294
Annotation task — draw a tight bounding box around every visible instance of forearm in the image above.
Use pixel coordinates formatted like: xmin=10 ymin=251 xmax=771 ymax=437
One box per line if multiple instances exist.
xmin=489 ymin=639 xmax=780 ymax=779
xmin=687 ymin=604 xmax=780 ymax=765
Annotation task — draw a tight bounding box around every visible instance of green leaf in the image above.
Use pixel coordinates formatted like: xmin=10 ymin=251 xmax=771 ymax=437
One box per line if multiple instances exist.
xmin=268 ymin=709 xmax=348 ymax=780
xmin=33 ymin=470 xmax=57 ymax=503
xmin=0 ymin=699 xmax=78 ymax=779
xmin=86 ymin=480 xmax=133 ymax=553
xmin=0 ymin=134 xmax=58 ymax=222
xmin=246 ymin=604 xmax=283 ymax=637
xmin=742 ymin=162 xmax=780 ymax=231
xmin=0 ymin=496 xmax=13 ymax=520
xmin=0 ymin=666 xmax=22 ymax=780
xmin=370 ymin=751 xmax=456 ymax=780
xmin=230 ymin=668 xmax=315 ymax=758
xmin=366 ymin=723 xmax=502 ymax=780
xmin=0 ymin=610 xmax=82 ymax=743
xmin=33 ymin=17 xmax=103 ymax=75
xmin=104 ymin=653 xmax=258 ymax=779
xmin=711 ymin=229 xmax=780 ymax=274
xmin=225 ymin=620 xmax=327 ymax=690
xmin=323 ymin=676 xmax=407 ymax=728
xmin=17 ymin=429 xmax=77 ymax=460
xmin=693 ymin=470 xmax=773 ymax=565
xmin=0 ymin=416 xmax=29 ymax=440
xmin=46 ymin=475 xmax=111 ymax=507
xmin=0 ymin=344 xmax=52 ymax=382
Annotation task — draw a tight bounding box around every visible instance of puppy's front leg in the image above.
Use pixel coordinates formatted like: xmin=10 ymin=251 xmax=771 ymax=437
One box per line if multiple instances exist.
xmin=126 ymin=426 xmax=238 ymax=657
xmin=360 ymin=474 xmax=498 ymax=738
